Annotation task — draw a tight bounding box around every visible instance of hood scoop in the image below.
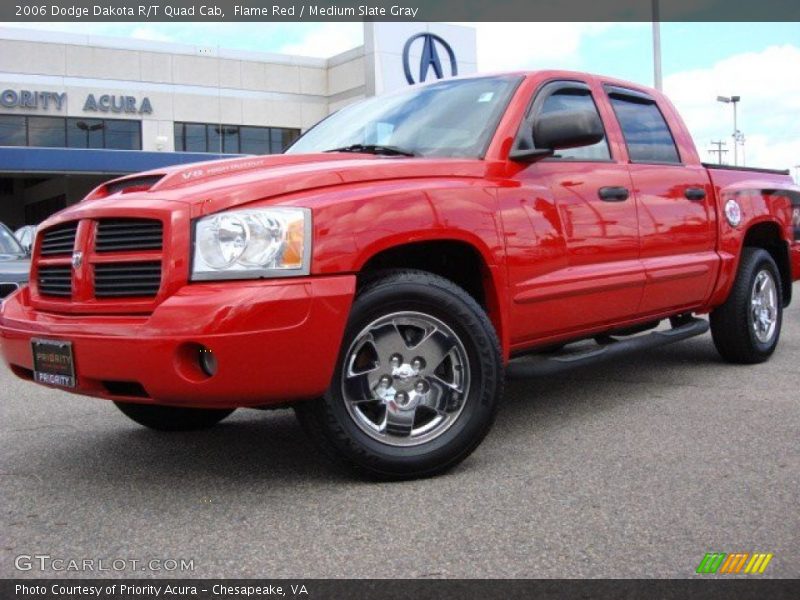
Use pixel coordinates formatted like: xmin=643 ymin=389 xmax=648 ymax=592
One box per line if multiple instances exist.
xmin=86 ymin=174 xmax=165 ymax=200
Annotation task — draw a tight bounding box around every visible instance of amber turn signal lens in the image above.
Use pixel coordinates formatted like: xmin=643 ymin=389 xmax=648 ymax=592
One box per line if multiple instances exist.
xmin=282 ymin=218 xmax=305 ymax=268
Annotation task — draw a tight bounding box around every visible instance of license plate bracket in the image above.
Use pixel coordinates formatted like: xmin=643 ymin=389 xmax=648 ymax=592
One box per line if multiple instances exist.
xmin=31 ymin=339 xmax=76 ymax=388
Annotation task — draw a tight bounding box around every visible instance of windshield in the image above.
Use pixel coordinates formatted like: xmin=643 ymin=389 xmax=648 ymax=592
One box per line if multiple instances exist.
xmin=287 ymin=75 xmax=522 ymax=158
xmin=0 ymin=225 xmax=24 ymax=256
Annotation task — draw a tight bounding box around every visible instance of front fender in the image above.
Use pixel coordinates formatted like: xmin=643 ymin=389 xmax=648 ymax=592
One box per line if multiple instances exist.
xmin=301 ymin=178 xmax=510 ymax=359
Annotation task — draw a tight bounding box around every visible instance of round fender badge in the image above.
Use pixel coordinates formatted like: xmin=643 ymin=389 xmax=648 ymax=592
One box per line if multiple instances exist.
xmin=724 ymin=199 xmax=742 ymax=227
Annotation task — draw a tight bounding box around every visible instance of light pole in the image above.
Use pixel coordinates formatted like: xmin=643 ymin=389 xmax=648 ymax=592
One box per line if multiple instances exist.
xmin=739 ymin=134 xmax=746 ymax=167
xmin=652 ymin=0 xmax=662 ymax=90
xmin=717 ymin=95 xmax=741 ymax=166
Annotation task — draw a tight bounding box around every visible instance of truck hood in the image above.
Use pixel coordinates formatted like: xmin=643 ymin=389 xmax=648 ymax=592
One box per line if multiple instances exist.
xmin=83 ymin=153 xmax=491 ymax=216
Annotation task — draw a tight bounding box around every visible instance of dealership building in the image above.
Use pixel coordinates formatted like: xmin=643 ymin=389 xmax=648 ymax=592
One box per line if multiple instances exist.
xmin=0 ymin=22 xmax=476 ymax=227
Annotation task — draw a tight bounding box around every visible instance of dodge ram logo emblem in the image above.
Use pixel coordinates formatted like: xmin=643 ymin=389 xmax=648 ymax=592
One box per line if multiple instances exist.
xmin=71 ymin=252 xmax=83 ymax=269
xmin=402 ymin=33 xmax=458 ymax=85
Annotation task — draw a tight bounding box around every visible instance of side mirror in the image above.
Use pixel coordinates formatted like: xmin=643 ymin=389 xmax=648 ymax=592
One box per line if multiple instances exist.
xmin=535 ymin=109 xmax=605 ymax=150
xmin=510 ymin=109 xmax=605 ymax=162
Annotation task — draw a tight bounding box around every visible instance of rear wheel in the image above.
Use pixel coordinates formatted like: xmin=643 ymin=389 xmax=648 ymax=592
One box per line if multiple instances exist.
xmin=711 ymin=247 xmax=783 ymax=364
xmin=295 ymin=270 xmax=503 ymax=480
xmin=114 ymin=402 xmax=235 ymax=431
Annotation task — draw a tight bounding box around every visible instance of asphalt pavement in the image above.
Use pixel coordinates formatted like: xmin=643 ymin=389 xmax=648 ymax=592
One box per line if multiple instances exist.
xmin=2 ymin=290 xmax=798 ymax=579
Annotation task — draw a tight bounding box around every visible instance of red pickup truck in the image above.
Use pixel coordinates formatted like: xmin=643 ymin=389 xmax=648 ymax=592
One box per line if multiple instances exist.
xmin=2 ymin=70 xmax=798 ymax=479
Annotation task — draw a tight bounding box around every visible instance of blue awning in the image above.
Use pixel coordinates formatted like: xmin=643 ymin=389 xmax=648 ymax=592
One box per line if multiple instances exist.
xmin=0 ymin=147 xmax=241 ymax=175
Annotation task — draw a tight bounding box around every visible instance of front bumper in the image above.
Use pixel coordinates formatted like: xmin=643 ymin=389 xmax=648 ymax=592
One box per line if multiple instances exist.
xmin=0 ymin=275 xmax=355 ymax=408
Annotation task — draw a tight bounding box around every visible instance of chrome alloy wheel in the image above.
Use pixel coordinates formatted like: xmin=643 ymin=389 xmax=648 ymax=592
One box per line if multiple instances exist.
xmin=751 ymin=269 xmax=778 ymax=344
xmin=342 ymin=311 xmax=471 ymax=447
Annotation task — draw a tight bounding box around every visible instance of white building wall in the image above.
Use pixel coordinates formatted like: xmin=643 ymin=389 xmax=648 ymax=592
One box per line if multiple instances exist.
xmin=0 ymin=23 xmax=478 ymax=150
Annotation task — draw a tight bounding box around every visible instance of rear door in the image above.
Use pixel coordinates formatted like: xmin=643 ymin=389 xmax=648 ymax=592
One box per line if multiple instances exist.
xmin=604 ymin=86 xmax=717 ymax=315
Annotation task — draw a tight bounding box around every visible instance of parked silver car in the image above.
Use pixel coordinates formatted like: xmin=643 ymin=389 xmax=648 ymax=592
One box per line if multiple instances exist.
xmin=0 ymin=223 xmax=30 ymax=299
xmin=14 ymin=225 xmax=37 ymax=255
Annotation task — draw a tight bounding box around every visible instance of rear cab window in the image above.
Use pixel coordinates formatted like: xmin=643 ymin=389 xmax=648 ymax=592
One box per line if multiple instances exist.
xmin=605 ymin=86 xmax=681 ymax=164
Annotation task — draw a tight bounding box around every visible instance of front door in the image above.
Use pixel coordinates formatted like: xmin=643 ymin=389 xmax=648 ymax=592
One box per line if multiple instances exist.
xmin=501 ymin=80 xmax=644 ymax=348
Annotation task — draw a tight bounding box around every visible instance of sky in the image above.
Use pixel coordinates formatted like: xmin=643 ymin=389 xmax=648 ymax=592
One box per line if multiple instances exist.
xmin=3 ymin=21 xmax=799 ymax=175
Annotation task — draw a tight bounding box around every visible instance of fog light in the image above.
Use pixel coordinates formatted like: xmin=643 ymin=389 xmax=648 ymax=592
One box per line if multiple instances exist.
xmin=198 ymin=347 xmax=217 ymax=377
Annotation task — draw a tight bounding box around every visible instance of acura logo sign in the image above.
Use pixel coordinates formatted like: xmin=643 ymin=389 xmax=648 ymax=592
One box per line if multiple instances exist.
xmin=402 ymin=33 xmax=458 ymax=85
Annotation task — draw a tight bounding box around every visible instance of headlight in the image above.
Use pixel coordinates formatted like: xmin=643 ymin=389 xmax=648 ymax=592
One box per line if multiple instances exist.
xmin=192 ymin=207 xmax=310 ymax=280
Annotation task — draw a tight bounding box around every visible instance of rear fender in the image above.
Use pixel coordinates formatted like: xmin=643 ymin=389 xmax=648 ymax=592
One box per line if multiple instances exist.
xmin=709 ymin=182 xmax=798 ymax=307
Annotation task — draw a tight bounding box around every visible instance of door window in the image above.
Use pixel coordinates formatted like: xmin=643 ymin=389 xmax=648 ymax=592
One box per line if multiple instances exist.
xmin=607 ymin=91 xmax=680 ymax=163
xmin=538 ymin=88 xmax=611 ymax=161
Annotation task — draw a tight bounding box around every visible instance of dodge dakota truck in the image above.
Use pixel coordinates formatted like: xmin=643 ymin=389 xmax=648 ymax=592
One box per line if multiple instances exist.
xmin=1 ymin=71 xmax=798 ymax=479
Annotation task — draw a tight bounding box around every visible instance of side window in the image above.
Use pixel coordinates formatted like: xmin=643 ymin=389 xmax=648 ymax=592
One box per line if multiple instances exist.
xmin=608 ymin=94 xmax=680 ymax=163
xmin=538 ymin=89 xmax=610 ymax=161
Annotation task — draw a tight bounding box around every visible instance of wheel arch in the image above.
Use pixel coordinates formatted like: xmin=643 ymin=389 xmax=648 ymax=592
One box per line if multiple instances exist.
xmin=355 ymin=237 xmax=509 ymax=360
xmin=742 ymin=220 xmax=792 ymax=307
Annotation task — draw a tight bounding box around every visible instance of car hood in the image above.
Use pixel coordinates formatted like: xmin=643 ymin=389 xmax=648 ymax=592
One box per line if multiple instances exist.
xmin=80 ymin=153 xmax=491 ymax=217
xmin=0 ymin=255 xmax=30 ymax=283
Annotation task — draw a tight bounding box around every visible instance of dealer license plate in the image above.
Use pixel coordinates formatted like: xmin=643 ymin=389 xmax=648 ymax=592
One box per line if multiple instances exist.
xmin=31 ymin=339 xmax=76 ymax=388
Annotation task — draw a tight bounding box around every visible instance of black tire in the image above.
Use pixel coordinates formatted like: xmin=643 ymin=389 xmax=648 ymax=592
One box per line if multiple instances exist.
xmin=711 ymin=247 xmax=783 ymax=364
xmin=114 ymin=402 xmax=235 ymax=431
xmin=295 ymin=270 xmax=504 ymax=480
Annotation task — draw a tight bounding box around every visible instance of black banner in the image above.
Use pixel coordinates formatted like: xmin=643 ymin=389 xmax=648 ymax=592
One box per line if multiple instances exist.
xmin=3 ymin=579 xmax=800 ymax=600
xmin=3 ymin=0 xmax=800 ymax=23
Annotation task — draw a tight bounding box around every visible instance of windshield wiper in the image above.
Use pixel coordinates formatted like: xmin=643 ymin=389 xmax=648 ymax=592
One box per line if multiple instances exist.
xmin=325 ymin=144 xmax=418 ymax=157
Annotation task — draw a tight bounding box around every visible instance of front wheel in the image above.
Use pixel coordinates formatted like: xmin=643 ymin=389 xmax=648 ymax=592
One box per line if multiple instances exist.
xmin=114 ymin=402 xmax=235 ymax=431
xmin=711 ymin=247 xmax=783 ymax=364
xmin=295 ymin=270 xmax=504 ymax=480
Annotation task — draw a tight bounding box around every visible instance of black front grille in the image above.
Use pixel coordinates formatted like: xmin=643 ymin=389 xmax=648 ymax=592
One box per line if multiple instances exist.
xmin=40 ymin=222 xmax=78 ymax=256
xmin=37 ymin=265 xmax=72 ymax=297
xmin=94 ymin=262 xmax=161 ymax=298
xmin=95 ymin=218 xmax=163 ymax=253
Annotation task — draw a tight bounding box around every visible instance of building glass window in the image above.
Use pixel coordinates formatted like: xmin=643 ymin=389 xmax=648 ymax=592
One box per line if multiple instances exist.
xmin=173 ymin=122 xmax=183 ymax=151
xmin=206 ymin=124 xmax=220 ymax=153
xmin=174 ymin=122 xmax=301 ymax=154
xmin=221 ymin=126 xmax=239 ymax=154
xmin=0 ymin=115 xmax=26 ymax=146
xmin=27 ymin=116 xmax=66 ymax=148
xmin=66 ymin=118 xmax=104 ymax=149
xmin=240 ymin=126 xmax=271 ymax=154
xmin=184 ymin=123 xmax=207 ymax=152
xmin=103 ymin=119 xmax=141 ymax=150
xmin=0 ymin=115 xmax=141 ymax=150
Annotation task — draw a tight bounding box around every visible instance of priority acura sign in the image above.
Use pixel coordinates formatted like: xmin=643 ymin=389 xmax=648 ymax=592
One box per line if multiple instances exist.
xmin=83 ymin=94 xmax=153 ymax=114
xmin=0 ymin=89 xmax=153 ymax=114
xmin=0 ymin=89 xmax=66 ymax=110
